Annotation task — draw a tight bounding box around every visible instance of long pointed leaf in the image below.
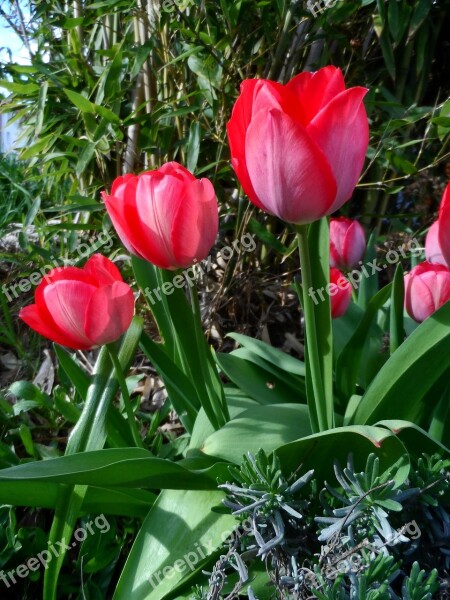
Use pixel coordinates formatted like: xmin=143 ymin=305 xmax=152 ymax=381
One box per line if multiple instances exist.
xmin=352 ymin=301 xmax=450 ymax=426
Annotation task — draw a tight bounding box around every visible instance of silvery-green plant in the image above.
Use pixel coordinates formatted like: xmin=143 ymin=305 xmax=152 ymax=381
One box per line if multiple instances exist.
xmin=219 ymin=449 xmax=315 ymax=559
xmin=316 ymin=454 xmax=406 ymax=548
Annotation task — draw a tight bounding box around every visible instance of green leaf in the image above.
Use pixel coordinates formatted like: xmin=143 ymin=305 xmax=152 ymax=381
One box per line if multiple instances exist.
xmin=387 ymin=0 xmax=400 ymax=43
xmin=389 ymin=264 xmax=405 ymax=354
xmin=64 ymin=88 xmax=95 ymax=113
xmin=0 ymin=482 xmax=155 ymax=518
xmin=188 ymin=390 xmax=258 ymax=450
xmin=132 ymin=256 xmax=176 ymax=357
xmin=113 ymin=489 xmax=236 ymax=600
xmin=140 ymin=332 xmax=198 ymax=432
xmin=20 ymin=133 xmax=56 ymax=159
xmin=336 ymin=285 xmax=391 ymax=399
xmin=55 ymin=346 xmax=90 ymax=399
xmin=390 ymin=153 xmax=417 ymax=175
xmin=408 ymin=0 xmax=432 ymax=41
xmin=378 ymin=28 xmax=396 ymax=80
xmin=388 ymin=0 xmax=411 ymax=45
xmin=376 ymin=420 xmax=449 ymax=457
xmin=35 ymin=81 xmax=48 ymax=135
xmin=428 ymin=380 xmax=450 ymax=447
xmin=9 ymin=380 xmax=48 ymax=403
xmin=13 ymin=400 xmax=42 ymax=416
xmin=76 ymin=141 xmax=96 ymax=176
xmin=186 ymin=121 xmax=201 ymax=173
xmin=131 ymin=40 xmax=154 ymax=79
xmin=233 ymin=347 xmax=305 ymax=393
xmin=187 ymin=51 xmax=223 ymax=90
xmin=226 ymin=333 xmax=305 ymax=376
xmin=0 ymin=448 xmax=221 ymax=490
xmin=352 ymin=301 xmax=450 ymax=426
xmin=19 ymin=424 xmax=35 ymax=455
xmin=247 ymin=218 xmax=289 ymax=254
xmin=437 ymin=98 xmax=450 ymax=141
xmin=358 ymin=229 xmax=378 ymax=309
xmin=216 ymin=352 xmax=305 ymax=405
xmin=99 ymin=43 xmax=124 ymax=102
xmin=53 ymin=390 xmax=81 ymax=423
xmin=309 ymin=219 xmax=333 ymax=427
xmin=276 ymin=425 xmax=410 ymax=488
xmin=94 ymin=104 xmax=121 ymax=124
xmin=0 ymin=80 xmax=39 ymax=94
xmin=202 ymin=403 xmax=312 ymax=463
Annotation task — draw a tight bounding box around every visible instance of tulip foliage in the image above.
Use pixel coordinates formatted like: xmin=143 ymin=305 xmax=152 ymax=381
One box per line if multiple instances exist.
xmin=2 ymin=67 xmax=450 ymax=600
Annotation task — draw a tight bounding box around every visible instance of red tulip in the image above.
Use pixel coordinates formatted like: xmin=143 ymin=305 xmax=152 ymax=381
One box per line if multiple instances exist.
xmin=404 ymin=261 xmax=450 ymax=323
xmin=102 ymin=162 xmax=219 ymax=270
xmin=330 ymin=217 xmax=366 ymax=270
xmin=19 ymin=254 xmax=134 ymax=350
xmin=329 ymin=267 xmax=352 ymax=318
xmin=227 ymin=66 xmax=369 ymax=224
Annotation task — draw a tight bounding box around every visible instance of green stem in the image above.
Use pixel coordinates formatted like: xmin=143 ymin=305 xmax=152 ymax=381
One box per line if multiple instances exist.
xmin=296 ymin=224 xmax=329 ymax=433
xmin=106 ymin=344 xmax=143 ymax=448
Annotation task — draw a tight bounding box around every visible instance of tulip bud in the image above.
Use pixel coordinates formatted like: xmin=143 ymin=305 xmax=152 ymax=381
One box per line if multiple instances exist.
xmin=102 ymin=162 xmax=219 ymax=270
xmin=330 ymin=217 xmax=366 ymax=271
xmin=330 ymin=267 xmax=352 ymax=318
xmin=404 ymin=261 xmax=450 ymax=323
xmin=19 ymin=254 xmax=134 ymax=350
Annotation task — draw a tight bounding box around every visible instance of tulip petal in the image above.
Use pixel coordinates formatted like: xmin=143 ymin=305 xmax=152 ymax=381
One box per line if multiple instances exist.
xmin=171 ymin=178 xmax=219 ymax=267
xmin=405 ymin=262 xmax=450 ymax=322
xmin=37 ymin=266 xmax=96 ymax=290
xmin=438 ymin=183 xmax=450 ymax=266
xmin=307 ymin=87 xmax=369 ymax=212
xmin=227 ymin=81 xmax=265 ymax=210
xmin=330 ymin=268 xmax=351 ymax=318
xmin=227 ymin=80 xmax=285 ymax=210
xmin=330 ymin=217 xmax=366 ymax=270
xmin=19 ymin=304 xmax=92 ymax=350
xmin=31 ymin=266 xmax=96 ymax=345
xmin=102 ymin=177 xmax=143 ymax=256
xmin=406 ymin=276 xmax=429 ymax=322
xmin=343 ymin=221 xmax=366 ymax=270
xmin=104 ymin=178 xmax=171 ymax=268
xmin=111 ymin=173 xmax=136 ymax=197
xmin=134 ymin=172 xmax=185 ymax=269
xmin=425 ymin=221 xmax=447 ymax=266
xmin=84 ymin=253 xmax=124 ymax=285
xmin=158 ymin=161 xmax=195 ymax=185
xmin=286 ymin=66 xmax=346 ymax=126
xmin=43 ymin=280 xmax=96 ymax=347
xmin=245 ymin=108 xmax=337 ymax=224
xmin=407 ymin=274 xmax=439 ymax=323
xmin=85 ymin=281 xmax=134 ymax=346
xmin=329 ymin=218 xmax=349 ymax=269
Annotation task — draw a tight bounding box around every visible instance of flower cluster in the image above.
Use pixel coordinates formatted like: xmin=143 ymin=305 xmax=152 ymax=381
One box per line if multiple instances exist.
xmin=20 ymin=65 xmax=371 ymax=346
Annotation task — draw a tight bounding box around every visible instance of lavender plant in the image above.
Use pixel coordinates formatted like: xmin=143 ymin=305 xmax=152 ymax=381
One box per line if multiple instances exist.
xmin=190 ymin=450 xmax=449 ymax=599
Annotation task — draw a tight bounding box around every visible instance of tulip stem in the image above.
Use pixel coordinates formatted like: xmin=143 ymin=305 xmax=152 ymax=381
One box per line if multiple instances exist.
xmin=296 ymin=224 xmax=331 ymax=433
xmin=106 ymin=344 xmax=143 ymax=448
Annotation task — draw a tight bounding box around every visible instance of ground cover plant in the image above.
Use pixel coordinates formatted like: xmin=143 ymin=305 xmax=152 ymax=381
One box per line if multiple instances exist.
xmin=0 ymin=0 xmax=450 ymax=599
